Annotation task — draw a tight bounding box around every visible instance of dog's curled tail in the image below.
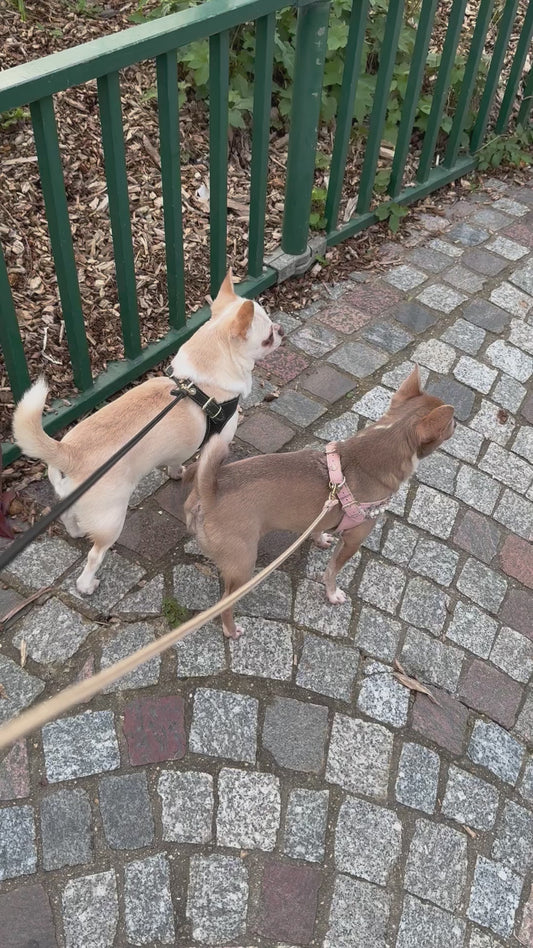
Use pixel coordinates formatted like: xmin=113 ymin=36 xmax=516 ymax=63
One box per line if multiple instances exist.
xmin=12 ymin=379 xmax=70 ymax=471
xmin=196 ymin=434 xmax=229 ymax=506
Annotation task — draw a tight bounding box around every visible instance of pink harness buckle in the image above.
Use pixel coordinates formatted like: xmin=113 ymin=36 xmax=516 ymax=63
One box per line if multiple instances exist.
xmin=325 ymin=442 xmax=391 ymax=533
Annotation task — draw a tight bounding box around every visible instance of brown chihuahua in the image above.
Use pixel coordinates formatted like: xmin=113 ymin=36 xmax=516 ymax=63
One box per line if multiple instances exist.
xmin=184 ymin=366 xmax=456 ymax=638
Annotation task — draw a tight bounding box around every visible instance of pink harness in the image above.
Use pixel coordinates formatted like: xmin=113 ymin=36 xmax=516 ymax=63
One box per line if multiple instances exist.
xmin=326 ymin=442 xmax=392 ymax=533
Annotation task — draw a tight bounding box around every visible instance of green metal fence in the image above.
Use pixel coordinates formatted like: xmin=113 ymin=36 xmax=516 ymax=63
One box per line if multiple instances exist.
xmin=0 ymin=0 xmax=532 ymax=463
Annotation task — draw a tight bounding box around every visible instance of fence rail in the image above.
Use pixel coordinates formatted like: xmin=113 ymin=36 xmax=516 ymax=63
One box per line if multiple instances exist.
xmin=1 ymin=0 xmax=532 ymax=463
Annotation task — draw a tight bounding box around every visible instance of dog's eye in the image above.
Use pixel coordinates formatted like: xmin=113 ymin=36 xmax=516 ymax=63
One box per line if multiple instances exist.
xmin=262 ymin=330 xmax=274 ymax=347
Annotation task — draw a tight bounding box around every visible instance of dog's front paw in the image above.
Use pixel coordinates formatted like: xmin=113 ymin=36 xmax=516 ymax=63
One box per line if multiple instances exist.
xmin=327 ymin=586 xmax=347 ymax=604
xmin=76 ymin=576 xmax=100 ymax=595
xmin=314 ymin=532 xmax=334 ymax=549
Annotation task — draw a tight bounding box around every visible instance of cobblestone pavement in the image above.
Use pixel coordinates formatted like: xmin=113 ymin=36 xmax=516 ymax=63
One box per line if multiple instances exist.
xmin=1 ymin=174 xmax=533 ymax=947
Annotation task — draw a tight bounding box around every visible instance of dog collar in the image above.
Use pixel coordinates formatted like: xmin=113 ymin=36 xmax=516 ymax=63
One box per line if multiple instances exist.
xmin=168 ymin=374 xmax=239 ymax=448
xmin=325 ymin=442 xmax=392 ymax=533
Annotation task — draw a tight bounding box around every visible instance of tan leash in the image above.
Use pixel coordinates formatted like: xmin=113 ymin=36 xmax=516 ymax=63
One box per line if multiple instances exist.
xmin=0 ymin=498 xmax=339 ymax=750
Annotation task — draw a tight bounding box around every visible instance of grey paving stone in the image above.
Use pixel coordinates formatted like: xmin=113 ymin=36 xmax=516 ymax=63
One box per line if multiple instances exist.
xmin=62 ymin=870 xmax=118 ymax=948
xmin=0 ymin=656 xmax=44 ymax=725
xmin=271 ymin=389 xmax=326 ymax=426
xmin=486 ymin=235 xmax=529 ymax=260
xmin=454 ymin=355 xmax=497 ymax=394
xmin=294 ymin=578 xmax=353 ymax=637
xmin=409 ymin=246 xmax=455 ymax=273
xmin=381 ymin=360 xmax=429 ymax=388
xmin=444 ymin=263 xmax=487 ymax=292
xmin=174 ymin=622 xmax=227 ymax=677
xmin=158 ymin=771 xmax=213 ymax=843
xmin=428 ymin=237 xmax=464 ymax=257
xmin=400 ymin=577 xmax=449 ymax=634
xmin=357 ymin=662 xmax=409 ymax=726
xmin=64 ymin=551 xmax=145 ymax=611
xmin=443 ymin=423 xmax=484 ymax=463
xmin=410 ymin=537 xmax=459 ymax=585
xmin=486 ymin=339 xmax=533 ymax=382
xmin=462 ymin=298 xmax=511 ymax=332
xmin=454 ymin=464 xmax=501 ymax=515
xmin=401 ymin=629 xmax=464 ymax=691
xmin=328 ymin=341 xmax=388 ymax=377
xmin=41 ymin=788 xmax=92 ymax=870
xmin=297 ymin=633 xmax=359 ymax=701
xmin=290 ymin=322 xmax=340 ymax=357
xmin=516 ymin=691 xmax=533 ymax=744
xmin=446 ymin=601 xmax=498 ymax=659
xmin=124 ymin=854 xmax=175 ymax=945
xmin=456 ymin=558 xmax=507 ymax=614
xmin=305 ymin=543 xmax=360 ymax=588
xmin=2 ymin=535 xmax=80 ymax=588
xmin=480 ymin=442 xmax=533 ymax=492
xmin=237 ymin=569 xmax=292 ymax=620
xmin=519 ymin=757 xmax=533 ymax=805
xmin=129 ymin=468 xmax=168 ymax=506
xmin=490 ymin=626 xmax=533 ymax=683
xmin=492 ymin=800 xmax=533 ymax=877
xmin=441 ymin=317 xmax=486 ymax=354
xmin=217 ymin=768 xmax=280 ymax=850
xmin=0 ymin=805 xmax=36 ymax=880
xmin=262 ymin=696 xmax=329 ymax=773
xmin=189 ymin=688 xmax=257 ymax=763
xmin=385 ymin=264 xmax=427 ymax=290
xmin=353 ymin=606 xmax=402 ymax=661
xmin=470 ymin=399 xmax=515 ymax=446
xmin=335 ymin=795 xmax=402 ymax=884
xmin=513 ymin=425 xmax=533 ymax=463
xmin=275 ymin=310 xmax=302 ymax=333
xmin=358 ymin=560 xmax=406 ymax=614
xmin=468 ymin=720 xmax=524 ymax=784
xmin=442 ymin=765 xmax=499 ymax=830
xmin=381 ymin=523 xmax=419 ymax=567
xmin=404 ymin=818 xmax=467 ymax=911
xmin=413 ymin=338 xmax=457 ymax=372
xmin=491 ymin=282 xmax=533 ymax=318
xmin=114 ymin=573 xmax=164 ymax=616
xmin=509 ymin=316 xmax=533 ymax=354
xmin=427 ymin=378 xmax=475 ymax=422
xmin=229 ymin=618 xmax=293 ymax=680
xmin=493 ymin=196 xmax=529 ymax=216
xmin=395 ymin=742 xmax=440 ymax=814
xmin=187 ymin=854 xmax=248 ymax=945
xmin=351 ymin=385 xmax=392 ymax=420
xmin=98 ymin=773 xmax=154 ymax=850
xmin=408 ymin=485 xmax=459 ymax=538
xmin=397 ymin=895 xmax=466 ymax=948
xmin=470 ymin=207 xmax=512 ymax=231
xmin=284 ymin=788 xmax=329 ymax=863
xmin=173 ymin=563 xmax=220 ymax=611
xmin=42 ymin=710 xmax=120 ymax=782
xmin=100 ymin=621 xmax=160 ymax=692
xmin=240 ymin=374 xmax=277 ymax=409
xmin=416 ymin=451 xmax=459 ymax=494
xmin=467 ymin=856 xmax=523 ymax=938
xmin=361 ymin=320 xmax=413 ymax=353
xmin=462 ymin=247 xmax=508 ymax=276
xmin=448 ymin=222 xmax=489 ymax=246
xmin=326 ymin=714 xmax=393 ymax=799
xmin=324 ymin=874 xmax=390 ymax=948
xmin=494 ymin=488 xmax=533 ymax=541
xmin=314 ymin=410 xmax=359 ymax=441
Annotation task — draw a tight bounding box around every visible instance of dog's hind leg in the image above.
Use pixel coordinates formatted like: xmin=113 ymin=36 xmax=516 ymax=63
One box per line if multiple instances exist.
xmin=76 ymin=508 xmax=127 ymax=595
xmin=218 ymin=551 xmax=257 ymax=639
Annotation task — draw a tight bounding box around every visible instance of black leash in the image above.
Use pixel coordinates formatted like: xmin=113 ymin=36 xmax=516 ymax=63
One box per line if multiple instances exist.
xmin=0 ymin=378 xmax=239 ymax=574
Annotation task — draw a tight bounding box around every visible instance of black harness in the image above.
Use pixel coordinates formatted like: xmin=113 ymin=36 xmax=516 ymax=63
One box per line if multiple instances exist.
xmin=168 ymin=374 xmax=240 ymax=448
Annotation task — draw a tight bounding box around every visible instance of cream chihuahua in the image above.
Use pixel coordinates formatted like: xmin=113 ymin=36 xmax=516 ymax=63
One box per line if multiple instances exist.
xmin=185 ymin=366 xmax=455 ymax=638
xmin=13 ymin=270 xmax=283 ymax=594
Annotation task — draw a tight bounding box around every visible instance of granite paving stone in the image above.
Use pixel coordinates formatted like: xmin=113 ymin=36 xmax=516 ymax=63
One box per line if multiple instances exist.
xmin=2 ymin=535 xmax=80 ymax=588
xmin=522 ymin=390 xmax=533 ymax=423
xmin=259 ymin=346 xmax=310 ymax=382
xmin=448 ymin=222 xmax=489 ymax=245
xmin=326 ymin=714 xmax=393 ymax=799
xmin=513 ymin=425 xmax=533 ymax=463
xmin=324 ymin=875 xmax=391 ymax=948
xmin=412 ymin=338 xmax=457 ymax=372
xmin=314 ymin=410 xmax=359 ymax=441
xmin=400 ymin=576 xmax=449 ymax=633
xmin=239 ymin=571 xmax=292 ymax=622
xmin=290 ymin=322 xmax=340 ymax=357
xmin=494 ymin=488 xmax=533 ymax=540
xmin=62 ymin=870 xmax=118 ymax=948
xmin=410 ymin=536 xmax=459 ymax=585
xmin=385 ymin=263 xmax=427 ymax=290
xmin=0 ymin=739 xmax=30 ymax=801
xmin=446 ymin=601 xmax=498 ymax=658
xmin=468 ymin=720 xmax=524 ymax=784
xmin=357 ymin=662 xmax=409 ymax=726
xmin=361 ymin=319 xmax=414 ymax=352
xmin=294 ymin=577 xmax=353 ymax=636
xmin=453 ymin=509 xmax=501 ymax=563
xmin=172 ymin=562 xmax=220 ymax=611
xmin=493 ymin=373 xmax=527 ymax=412
xmin=124 ymin=854 xmax=175 ymax=945
xmin=491 ymin=801 xmax=533 ymax=876
xmin=408 ymin=485 xmax=459 ymax=538
xmin=0 ymin=885 xmax=56 ymax=948
xmin=441 ymin=317 xmax=486 ymax=353
xmin=395 ymin=742 xmax=440 ymax=814
xmin=98 ymin=772 xmax=154 ymax=850
xmin=460 ymin=659 xmax=522 ymax=728
xmin=441 ymin=765 xmax=499 ymax=830
xmin=284 ymin=788 xmax=329 ymax=862
xmin=41 ymin=788 xmax=92 ymax=870
xmin=461 ymin=247 xmax=508 ymax=275
xmin=236 ymin=411 xmax=295 ymax=452
xmin=470 ymin=207 xmax=512 ymax=231
xmin=456 ymin=558 xmax=507 ymax=613
xmin=462 ymin=298 xmax=511 ymax=332
xmin=480 ymin=442 xmax=533 ymax=492
xmin=254 ymin=860 xmax=322 ymax=944
xmin=454 ymin=355 xmax=497 ymax=393
xmin=416 ymin=451 xmax=459 ymax=493
xmin=0 ymin=805 xmax=36 ymax=881
xmin=353 ymin=605 xmax=402 ymax=661
xmin=335 ymin=795 xmax=402 ymax=884
xmin=42 ymin=710 xmax=120 ymax=782
xmin=327 ymin=341 xmax=389 ymax=377
xmin=516 ymin=690 xmax=533 ymax=743
xmin=519 ymin=757 xmax=533 ymax=805
xmin=301 ymin=363 xmax=355 ymax=401
xmin=491 ymin=281 xmax=532 ymax=318
xmin=351 ymin=385 xmax=392 ymax=419
xmin=444 ymin=263 xmax=486 ymax=292
xmin=467 ymin=856 xmax=523 ymax=938
xmin=297 ymin=633 xmax=359 ymax=701
xmin=454 ymin=464 xmax=501 ymax=515
xmin=100 ymin=621 xmax=160 ymax=692
xmin=382 ymin=523 xmax=419 ymax=566
xmin=470 ymin=399 xmax=516 ymax=446
xmin=217 ymin=768 xmax=281 ymax=850
xmin=189 ymin=688 xmax=257 ymax=763
xmin=443 ymin=423 xmax=484 ymax=463
xmin=122 ymin=695 xmax=186 ymax=766
xmin=13 ymin=597 xmax=97 ymax=666
xmin=271 ymin=389 xmax=327 ymax=426
xmin=129 ymin=468 xmax=168 ymax=506
xmin=63 ymin=551 xmax=145 ymax=611
xmin=404 ymin=819 xmax=467 ymax=911
xmin=113 ymin=573 xmax=164 ymax=616
xmin=486 ymin=235 xmax=529 ymax=259
xmin=500 ymin=533 xmax=533 ymax=588
xmin=381 ymin=359 xmax=429 ymax=387
xmin=396 ymin=895 xmax=466 ymax=948
xmin=119 ymin=503 xmax=185 ymax=559
xmin=427 ymin=377 xmax=476 ymax=421
xmin=411 ymin=688 xmax=469 ymax=755
xmin=493 ymin=196 xmax=529 ymax=216
xmin=305 ymin=542 xmax=360 ymax=587
xmin=0 ymin=656 xmax=44 ymax=725
xmin=428 ymin=237 xmax=464 ymax=256
xmin=490 ymin=626 xmax=533 ymax=683
xmin=409 ymin=246 xmax=454 ymax=272
xmin=174 ymin=622 xmax=227 ymax=677
xmin=518 ymin=885 xmax=533 ymax=948
xmin=229 ymin=617 xmax=293 ymax=679
xmin=415 ymin=284 xmax=468 ymax=313
xmin=262 ymin=696 xmax=329 ymax=773
xmin=187 ymin=854 xmax=248 ymax=945
xmin=358 ymin=560 xmax=406 ymax=614
xmin=486 ymin=339 xmax=533 ymax=382
xmin=503 ymin=220 xmax=533 ymax=248
xmin=158 ymin=770 xmax=213 ymax=843
xmin=401 ymin=629 xmax=464 ymax=691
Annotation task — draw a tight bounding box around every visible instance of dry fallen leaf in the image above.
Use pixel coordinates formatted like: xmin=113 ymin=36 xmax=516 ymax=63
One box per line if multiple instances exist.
xmin=393 ymin=672 xmax=441 ymax=706
xmin=497 ymin=409 xmax=509 ymax=424
xmin=20 ymin=639 xmax=27 ymax=668
xmin=0 ymin=683 xmax=7 ymax=699
xmin=464 ymin=825 xmax=477 ymax=839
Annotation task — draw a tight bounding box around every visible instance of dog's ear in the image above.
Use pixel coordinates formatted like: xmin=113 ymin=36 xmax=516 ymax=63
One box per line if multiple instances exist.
xmin=416 ymin=404 xmax=454 ymax=443
xmin=393 ymin=364 xmax=422 ymax=403
xmin=230 ymin=299 xmax=255 ymax=339
xmin=210 ymin=268 xmax=237 ymax=317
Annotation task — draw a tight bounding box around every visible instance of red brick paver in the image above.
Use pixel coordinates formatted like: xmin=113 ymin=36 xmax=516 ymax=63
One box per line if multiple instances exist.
xmin=411 ymin=689 xmax=469 ymax=755
xmin=123 ymin=695 xmax=186 ymax=766
xmin=500 ymin=534 xmax=533 ymax=589
xmin=254 ymin=861 xmax=322 ymax=944
xmin=458 ymin=659 xmax=523 ymax=729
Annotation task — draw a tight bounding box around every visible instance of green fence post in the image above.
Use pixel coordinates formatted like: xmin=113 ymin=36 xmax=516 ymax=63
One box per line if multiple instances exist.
xmin=248 ymin=13 xmax=276 ymax=278
xmin=495 ymin=0 xmax=533 ymax=134
xmin=209 ymin=30 xmax=230 ymax=296
xmin=281 ymin=0 xmax=330 ymax=256
xmin=0 ymin=245 xmax=31 ymax=401
xmin=469 ymin=0 xmax=520 ymax=153
xmin=518 ymin=67 xmax=533 ymax=128
xmin=157 ymin=50 xmax=186 ymax=329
